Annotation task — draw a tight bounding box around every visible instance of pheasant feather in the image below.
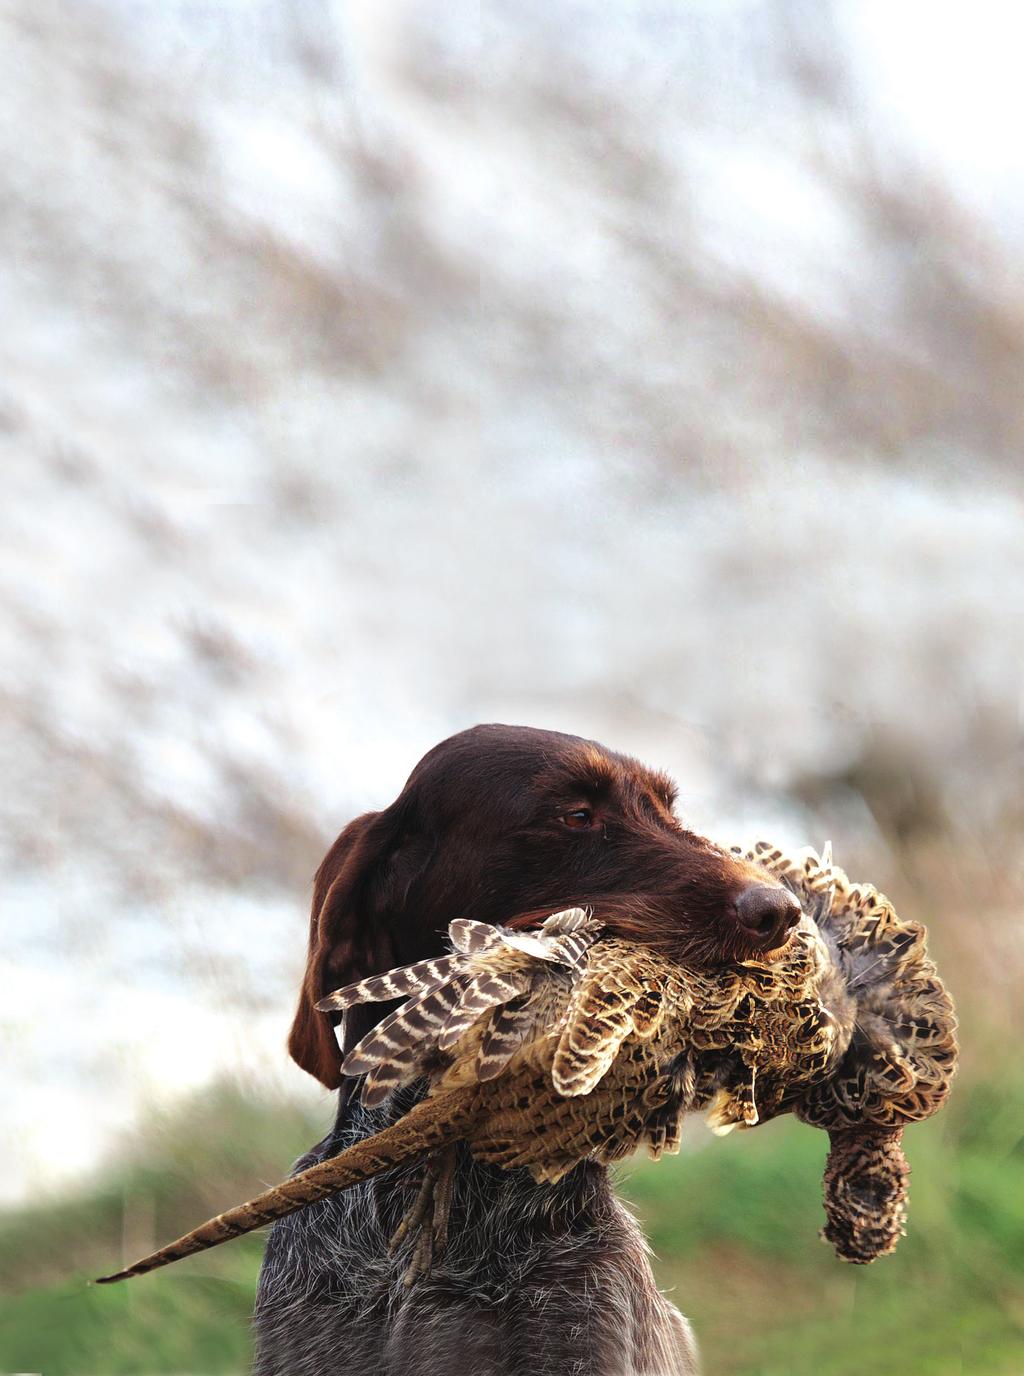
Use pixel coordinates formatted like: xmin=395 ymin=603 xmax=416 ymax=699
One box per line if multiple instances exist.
xmin=317 ymin=953 xmax=470 ymax=1010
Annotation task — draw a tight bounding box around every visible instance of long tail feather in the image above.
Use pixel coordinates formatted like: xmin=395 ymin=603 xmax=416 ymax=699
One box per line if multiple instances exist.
xmin=95 ymin=1088 xmax=480 ymax=1284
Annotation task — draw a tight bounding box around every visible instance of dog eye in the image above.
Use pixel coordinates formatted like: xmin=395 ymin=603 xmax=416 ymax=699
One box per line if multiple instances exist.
xmin=561 ymin=808 xmax=594 ymax=829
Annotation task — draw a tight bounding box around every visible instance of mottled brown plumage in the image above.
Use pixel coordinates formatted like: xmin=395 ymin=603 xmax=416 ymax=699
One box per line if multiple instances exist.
xmin=97 ymin=842 xmax=957 ymax=1284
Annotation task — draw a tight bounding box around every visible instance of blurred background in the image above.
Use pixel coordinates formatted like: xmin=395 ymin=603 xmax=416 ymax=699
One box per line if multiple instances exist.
xmin=2 ymin=1 xmax=1022 ymax=1372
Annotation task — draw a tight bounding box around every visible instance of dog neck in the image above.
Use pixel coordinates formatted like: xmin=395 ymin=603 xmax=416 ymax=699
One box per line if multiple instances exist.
xmin=253 ymin=1088 xmax=697 ymax=1375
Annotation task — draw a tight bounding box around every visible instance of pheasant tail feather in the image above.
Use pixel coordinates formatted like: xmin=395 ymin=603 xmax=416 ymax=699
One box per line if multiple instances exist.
xmin=96 ymin=1088 xmax=480 ymax=1284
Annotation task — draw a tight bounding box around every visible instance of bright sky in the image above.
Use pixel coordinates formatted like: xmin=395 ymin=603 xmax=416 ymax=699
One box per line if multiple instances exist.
xmin=846 ymin=0 xmax=1024 ymax=227
xmin=103 ymin=0 xmax=1024 ymax=231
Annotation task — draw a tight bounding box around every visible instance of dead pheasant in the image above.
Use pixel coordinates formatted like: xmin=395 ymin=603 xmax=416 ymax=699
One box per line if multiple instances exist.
xmin=97 ymin=841 xmax=957 ymax=1284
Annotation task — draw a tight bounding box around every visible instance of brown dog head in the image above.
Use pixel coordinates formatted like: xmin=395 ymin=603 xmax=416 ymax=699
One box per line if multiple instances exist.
xmin=289 ymin=724 xmax=799 ymax=1088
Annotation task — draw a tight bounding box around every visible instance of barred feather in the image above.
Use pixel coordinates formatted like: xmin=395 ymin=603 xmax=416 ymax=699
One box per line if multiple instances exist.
xmin=537 ymin=908 xmax=603 ymax=962
xmin=539 ymin=907 xmax=591 ymax=933
xmin=476 ymin=991 xmax=539 ymax=1081
xmin=335 ymin=913 xmax=600 ymax=1106
xmin=342 ymin=978 xmax=469 ymax=1077
xmin=437 ymin=970 xmax=531 ymax=1051
xmin=317 ymin=953 xmax=469 ymax=1011
xmin=448 ymin=919 xmax=505 ymax=956
xmin=548 ymin=929 xmax=601 ymax=967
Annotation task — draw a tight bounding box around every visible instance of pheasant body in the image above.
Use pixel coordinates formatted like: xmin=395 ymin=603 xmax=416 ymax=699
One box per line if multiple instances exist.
xmin=97 ymin=842 xmax=957 ymax=1283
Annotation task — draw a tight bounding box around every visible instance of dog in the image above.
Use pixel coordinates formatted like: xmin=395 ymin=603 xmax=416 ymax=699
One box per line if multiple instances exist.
xmin=254 ymin=724 xmax=799 ymax=1376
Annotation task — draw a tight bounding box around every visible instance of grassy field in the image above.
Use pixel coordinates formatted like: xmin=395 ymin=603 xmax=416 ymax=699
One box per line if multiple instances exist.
xmin=1 ymin=1067 xmax=1021 ymax=1376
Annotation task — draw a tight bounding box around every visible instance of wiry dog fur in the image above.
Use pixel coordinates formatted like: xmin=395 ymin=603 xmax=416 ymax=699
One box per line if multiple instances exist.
xmin=254 ymin=1092 xmax=696 ymax=1376
xmin=254 ymin=724 xmax=791 ymax=1376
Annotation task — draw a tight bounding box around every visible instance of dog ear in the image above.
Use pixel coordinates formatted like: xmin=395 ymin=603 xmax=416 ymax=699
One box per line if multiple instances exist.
xmin=287 ymin=805 xmax=435 ymax=1089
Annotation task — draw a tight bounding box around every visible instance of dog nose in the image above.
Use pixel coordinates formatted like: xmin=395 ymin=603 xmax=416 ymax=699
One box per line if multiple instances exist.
xmin=734 ymin=884 xmax=801 ymax=951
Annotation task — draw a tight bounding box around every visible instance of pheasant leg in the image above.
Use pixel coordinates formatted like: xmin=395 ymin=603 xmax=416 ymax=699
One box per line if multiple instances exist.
xmin=388 ymin=1164 xmax=436 ymax=1255
xmin=388 ymin=1145 xmax=458 ymax=1285
xmin=430 ymin=1144 xmax=455 ymax=1250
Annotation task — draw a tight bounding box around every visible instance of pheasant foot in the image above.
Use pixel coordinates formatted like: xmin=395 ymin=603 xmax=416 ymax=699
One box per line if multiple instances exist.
xmin=389 ymin=1144 xmax=458 ymax=1285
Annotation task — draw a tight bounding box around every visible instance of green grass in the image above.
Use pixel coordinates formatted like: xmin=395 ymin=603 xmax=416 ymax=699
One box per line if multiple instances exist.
xmin=2 ymin=1073 xmax=1021 ymax=1375
xmin=0 ymin=1086 xmax=325 ymax=1375
xmin=0 ymin=1271 xmax=259 ymax=1375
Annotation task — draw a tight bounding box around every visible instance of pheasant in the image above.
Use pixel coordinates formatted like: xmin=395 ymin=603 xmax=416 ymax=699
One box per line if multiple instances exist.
xmin=97 ymin=841 xmax=957 ymax=1284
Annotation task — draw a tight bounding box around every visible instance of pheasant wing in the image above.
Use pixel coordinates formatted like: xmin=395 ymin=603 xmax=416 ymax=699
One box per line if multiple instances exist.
xmin=551 ymin=944 xmax=668 ymax=1097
